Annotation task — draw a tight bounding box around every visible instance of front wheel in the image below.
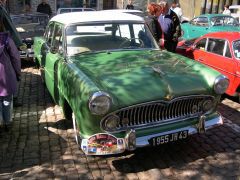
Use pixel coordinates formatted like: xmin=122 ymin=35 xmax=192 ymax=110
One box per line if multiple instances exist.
xmin=72 ymin=113 xmax=81 ymax=145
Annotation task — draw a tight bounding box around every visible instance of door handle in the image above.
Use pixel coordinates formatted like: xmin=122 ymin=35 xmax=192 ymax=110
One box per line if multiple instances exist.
xmin=198 ymin=58 xmax=204 ymax=61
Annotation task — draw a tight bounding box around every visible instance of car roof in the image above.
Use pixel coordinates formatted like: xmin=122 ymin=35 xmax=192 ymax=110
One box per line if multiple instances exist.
xmin=57 ymin=7 xmax=95 ymax=13
xmin=229 ymin=5 xmax=240 ymax=9
xmin=102 ymin=9 xmax=144 ymax=17
xmin=198 ymin=14 xmax=232 ymax=18
xmin=103 ymin=9 xmax=143 ymax=13
xmin=50 ymin=11 xmax=144 ymax=25
xmin=202 ymin=32 xmax=240 ymax=41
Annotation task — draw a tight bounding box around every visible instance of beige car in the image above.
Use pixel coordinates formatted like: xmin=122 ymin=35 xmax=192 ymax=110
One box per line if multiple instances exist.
xmin=229 ymin=5 xmax=240 ymax=23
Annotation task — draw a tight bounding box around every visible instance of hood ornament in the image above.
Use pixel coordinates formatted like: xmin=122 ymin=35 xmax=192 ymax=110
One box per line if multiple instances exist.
xmin=152 ymin=65 xmax=166 ymax=76
xmin=165 ymin=94 xmax=173 ymax=100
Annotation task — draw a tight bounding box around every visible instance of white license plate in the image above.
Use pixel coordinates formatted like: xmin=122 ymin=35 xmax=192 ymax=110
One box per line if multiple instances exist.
xmin=149 ymin=130 xmax=188 ymax=146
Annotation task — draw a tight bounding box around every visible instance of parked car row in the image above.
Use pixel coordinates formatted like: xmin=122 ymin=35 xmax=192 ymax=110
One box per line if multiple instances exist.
xmin=178 ymin=13 xmax=240 ymax=102
xmin=11 ymin=12 xmax=49 ymax=60
xmin=176 ymin=32 xmax=240 ymax=102
xmin=180 ymin=14 xmax=240 ymax=40
xmin=33 ymin=11 xmax=229 ymax=155
xmin=10 ymin=8 xmax=238 ymax=155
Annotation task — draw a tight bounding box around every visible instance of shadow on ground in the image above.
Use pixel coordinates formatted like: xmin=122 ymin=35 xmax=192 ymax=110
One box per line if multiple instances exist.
xmin=110 ymin=123 xmax=240 ymax=178
xmin=0 ymin=69 xmax=69 ymax=179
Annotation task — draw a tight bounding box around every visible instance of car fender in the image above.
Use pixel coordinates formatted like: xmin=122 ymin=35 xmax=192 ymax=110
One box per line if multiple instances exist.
xmin=57 ymin=61 xmax=102 ymax=136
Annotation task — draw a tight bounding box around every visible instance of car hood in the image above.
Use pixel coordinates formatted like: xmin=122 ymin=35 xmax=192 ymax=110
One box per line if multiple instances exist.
xmin=72 ymin=50 xmax=218 ymax=107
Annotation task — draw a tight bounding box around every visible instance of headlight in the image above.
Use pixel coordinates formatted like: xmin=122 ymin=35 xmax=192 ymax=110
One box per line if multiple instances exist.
xmin=214 ymin=75 xmax=229 ymax=94
xmin=89 ymin=91 xmax=112 ymax=115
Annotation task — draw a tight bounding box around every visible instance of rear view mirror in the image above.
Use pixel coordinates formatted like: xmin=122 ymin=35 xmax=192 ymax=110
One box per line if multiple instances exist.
xmin=105 ymin=26 xmax=118 ymax=31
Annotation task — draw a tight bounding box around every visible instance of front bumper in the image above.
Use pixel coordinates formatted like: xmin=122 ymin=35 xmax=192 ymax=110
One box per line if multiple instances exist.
xmin=20 ymin=48 xmax=34 ymax=60
xmin=81 ymin=114 xmax=223 ymax=155
xmin=136 ymin=115 xmax=222 ymax=147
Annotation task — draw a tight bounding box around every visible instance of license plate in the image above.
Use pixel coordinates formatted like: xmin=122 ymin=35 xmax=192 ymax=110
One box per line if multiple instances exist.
xmin=149 ymin=130 xmax=188 ymax=146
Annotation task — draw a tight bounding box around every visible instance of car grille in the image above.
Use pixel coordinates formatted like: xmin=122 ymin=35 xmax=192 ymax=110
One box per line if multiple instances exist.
xmin=101 ymin=95 xmax=214 ymax=132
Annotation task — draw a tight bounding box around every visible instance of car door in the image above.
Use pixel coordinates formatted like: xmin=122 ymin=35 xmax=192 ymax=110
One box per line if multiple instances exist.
xmin=44 ymin=23 xmax=64 ymax=103
xmin=34 ymin=22 xmax=54 ymax=67
xmin=205 ymin=38 xmax=237 ymax=93
xmin=203 ymin=38 xmax=237 ymax=94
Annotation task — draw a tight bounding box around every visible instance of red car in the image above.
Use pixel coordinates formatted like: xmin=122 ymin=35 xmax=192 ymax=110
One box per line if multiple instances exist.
xmin=177 ymin=32 xmax=240 ymax=102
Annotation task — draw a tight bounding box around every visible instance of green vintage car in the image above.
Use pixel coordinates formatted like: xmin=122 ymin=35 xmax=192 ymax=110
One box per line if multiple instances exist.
xmin=34 ymin=11 xmax=229 ymax=155
xmin=181 ymin=14 xmax=240 ymax=40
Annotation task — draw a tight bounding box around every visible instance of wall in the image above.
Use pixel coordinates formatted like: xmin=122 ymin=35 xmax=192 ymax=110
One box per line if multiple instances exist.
xmin=9 ymin=0 xmax=56 ymax=14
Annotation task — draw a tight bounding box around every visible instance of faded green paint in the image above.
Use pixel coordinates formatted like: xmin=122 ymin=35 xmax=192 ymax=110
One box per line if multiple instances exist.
xmin=56 ymin=49 xmax=221 ymax=138
xmin=72 ymin=50 xmax=219 ymax=107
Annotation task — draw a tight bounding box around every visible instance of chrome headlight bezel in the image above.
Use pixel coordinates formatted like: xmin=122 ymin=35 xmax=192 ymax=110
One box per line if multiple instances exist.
xmin=89 ymin=91 xmax=112 ymax=115
xmin=214 ymin=75 xmax=229 ymax=95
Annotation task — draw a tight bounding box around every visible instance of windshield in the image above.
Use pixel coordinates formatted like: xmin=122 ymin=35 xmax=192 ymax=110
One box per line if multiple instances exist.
xmin=233 ymin=40 xmax=240 ymax=60
xmin=210 ymin=16 xmax=238 ymax=26
xmin=66 ymin=22 xmax=159 ymax=55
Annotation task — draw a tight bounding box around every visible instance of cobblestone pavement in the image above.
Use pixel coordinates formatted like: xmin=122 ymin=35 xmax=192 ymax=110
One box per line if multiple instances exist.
xmin=0 ymin=66 xmax=240 ymax=180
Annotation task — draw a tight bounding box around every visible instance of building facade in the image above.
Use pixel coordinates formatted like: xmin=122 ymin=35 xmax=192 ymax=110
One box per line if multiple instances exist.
xmin=7 ymin=0 xmax=240 ymax=19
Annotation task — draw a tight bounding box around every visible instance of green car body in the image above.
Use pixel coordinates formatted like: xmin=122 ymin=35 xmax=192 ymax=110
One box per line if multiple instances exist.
xmin=181 ymin=14 xmax=240 ymax=40
xmin=34 ymin=11 xmax=228 ymax=155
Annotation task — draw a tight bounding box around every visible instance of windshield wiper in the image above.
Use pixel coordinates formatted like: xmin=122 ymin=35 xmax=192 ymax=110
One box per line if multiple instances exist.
xmin=121 ymin=46 xmax=141 ymax=49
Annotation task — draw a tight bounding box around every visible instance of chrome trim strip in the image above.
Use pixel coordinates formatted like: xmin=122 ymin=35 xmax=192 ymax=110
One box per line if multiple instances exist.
xmin=135 ymin=115 xmax=223 ymax=147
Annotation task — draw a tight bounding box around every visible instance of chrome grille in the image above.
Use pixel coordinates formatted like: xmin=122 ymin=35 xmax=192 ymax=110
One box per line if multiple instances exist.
xmin=101 ymin=95 xmax=214 ymax=132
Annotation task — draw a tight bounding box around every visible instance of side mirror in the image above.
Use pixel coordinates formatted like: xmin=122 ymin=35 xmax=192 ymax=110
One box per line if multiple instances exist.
xmin=191 ymin=45 xmax=196 ymax=50
xmin=59 ymin=47 xmax=64 ymax=55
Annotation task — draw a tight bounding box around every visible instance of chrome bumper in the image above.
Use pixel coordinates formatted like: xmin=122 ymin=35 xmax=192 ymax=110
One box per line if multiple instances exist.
xmin=20 ymin=48 xmax=34 ymax=59
xmin=80 ymin=114 xmax=223 ymax=155
xmin=135 ymin=115 xmax=223 ymax=148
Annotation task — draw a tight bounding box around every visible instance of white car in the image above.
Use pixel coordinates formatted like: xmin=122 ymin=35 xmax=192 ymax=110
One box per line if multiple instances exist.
xmin=103 ymin=9 xmax=145 ymax=17
xmin=229 ymin=5 xmax=240 ymax=23
xmin=57 ymin=7 xmax=95 ymax=14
